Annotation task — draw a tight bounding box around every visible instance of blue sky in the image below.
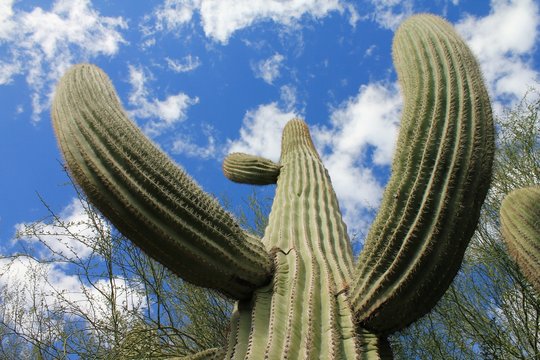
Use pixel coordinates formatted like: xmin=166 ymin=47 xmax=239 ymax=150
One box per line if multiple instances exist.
xmin=0 ymin=0 xmax=539 ymax=327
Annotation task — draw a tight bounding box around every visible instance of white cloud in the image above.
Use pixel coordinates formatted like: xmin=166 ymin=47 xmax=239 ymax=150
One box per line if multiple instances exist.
xmin=172 ymin=135 xmax=217 ymax=159
xmin=127 ymin=65 xmax=199 ymax=136
xmin=201 ymin=0 xmax=348 ymax=43
xmin=20 ymin=1 xmax=123 ymax=60
xmin=15 ymin=198 xmax=106 ymax=261
xmin=227 ymin=102 xmax=298 ymax=161
xmin=165 ymin=55 xmax=202 ymax=73
xmin=370 ymin=0 xmax=413 ymax=30
xmin=0 ymin=0 xmax=16 ymax=40
xmin=0 ymin=0 xmax=127 ymax=121
xmin=153 ymin=0 xmax=199 ymax=32
xmin=252 ymin=53 xmax=285 ymax=84
xmin=0 ymin=61 xmax=20 ymax=85
xmin=172 ymin=124 xmax=219 ymax=159
xmin=456 ymin=0 xmax=540 ymax=111
xmin=345 ymin=3 xmax=360 ymax=27
xmin=313 ymin=82 xmax=402 ymax=239
xmin=150 ymin=0 xmax=353 ymax=43
xmin=280 ymin=84 xmax=298 ymax=111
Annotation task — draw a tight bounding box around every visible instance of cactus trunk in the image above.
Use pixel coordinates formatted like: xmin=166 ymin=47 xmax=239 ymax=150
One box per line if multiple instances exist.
xmin=224 ymin=119 xmax=362 ymax=359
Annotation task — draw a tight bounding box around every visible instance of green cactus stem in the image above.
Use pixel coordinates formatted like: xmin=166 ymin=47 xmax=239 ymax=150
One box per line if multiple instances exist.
xmin=349 ymin=14 xmax=494 ymax=334
xmin=51 ymin=64 xmax=273 ymax=300
xmin=51 ymin=13 xmax=494 ymax=360
xmin=351 ymin=15 xmax=494 ymax=333
xmin=223 ymin=152 xmax=281 ymax=185
xmin=500 ymin=186 xmax=540 ymax=293
xmin=223 ymin=119 xmax=358 ymax=359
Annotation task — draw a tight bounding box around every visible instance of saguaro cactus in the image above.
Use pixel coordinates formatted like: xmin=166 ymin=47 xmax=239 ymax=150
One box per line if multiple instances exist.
xmin=51 ymin=14 xmax=494 ymax=359
xmin=500 ymin=186 xmax=540 ymax=293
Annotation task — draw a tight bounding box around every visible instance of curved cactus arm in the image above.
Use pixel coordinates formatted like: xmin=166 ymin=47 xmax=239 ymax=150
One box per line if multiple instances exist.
xmin=500 ymin=186 xmax=540 ymax=293
xmin=223 ymin=152 xmax=281 ymax=185
xmin=350 ymin=14 xmax=494 ymax=334
xmin=51 ymin=64 xmax=273 ymax=300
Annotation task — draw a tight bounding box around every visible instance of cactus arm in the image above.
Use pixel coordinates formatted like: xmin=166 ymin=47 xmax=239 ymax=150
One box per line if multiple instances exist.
xmin=500 ymin=186 xmax=540 ymax=293
xmin=349 ymin=14 xmax=494 ymax=333
xmin=222 ymin=152 xmax=281 ymax=185
xmin=51 ymin=64 xmax=273 ymax=300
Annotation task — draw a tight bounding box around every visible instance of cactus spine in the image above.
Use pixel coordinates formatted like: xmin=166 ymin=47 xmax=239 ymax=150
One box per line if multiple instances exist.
xmin=500 ymin=186 xmax=540 ymax=293
xmin=51 ymin=14 xmax=494 ymax=359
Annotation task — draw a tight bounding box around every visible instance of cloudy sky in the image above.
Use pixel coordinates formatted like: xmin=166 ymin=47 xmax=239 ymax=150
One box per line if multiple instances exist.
xmin=0 ymin=0 xmax=539 ymax=322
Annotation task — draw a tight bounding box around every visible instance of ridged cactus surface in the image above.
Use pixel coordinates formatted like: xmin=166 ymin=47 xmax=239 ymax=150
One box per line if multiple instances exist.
xmin=51 ymin=64 xmax=272 ymax=300
xmin=51 ymin=14 xmax=494 ymax=360
xmin=350 ymin=14 xmax=494 ymax=334
xmin=223 ymin=119 xmax=358 ymax=359
xmin=500 ymin=186 xmax=540 ymax=293
xmin=223 ymin=153 xmax=281 ymax=185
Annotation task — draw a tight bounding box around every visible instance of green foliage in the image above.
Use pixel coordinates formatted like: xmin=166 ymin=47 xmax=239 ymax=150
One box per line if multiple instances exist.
xmin=1 ymin=178 xmax=234 ymax=359
xmin=51 ymin=14 xmax=494 ymax=359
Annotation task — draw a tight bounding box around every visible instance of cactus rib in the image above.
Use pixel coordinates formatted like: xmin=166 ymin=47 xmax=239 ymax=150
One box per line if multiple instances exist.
xmin=222 ymin=153 xmax=281 ymax=185
xmin=51 ymin=64 xmax=273 ymax=300
xmin=349 ymin=14 xmax=494 ymax=333
xmin=500 ymin=186 xmax=540 ymax=293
